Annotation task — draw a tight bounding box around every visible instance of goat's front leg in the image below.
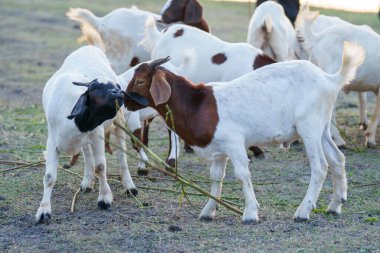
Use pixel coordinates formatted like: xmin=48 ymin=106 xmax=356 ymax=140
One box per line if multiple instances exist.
xmin=199 ymin=156 xmax=228 ymax=221
xmin=364 ymin=94 xmax=380 ymax=148
xmin=35 ymin=136 xmax=59 ymax=223
xmin=80 ymin=143 xmax=95 ymax=192
xmin=114 ymin=124 xmax=138 ymax=196
xmin=166 ymin=130 xmax=180 ymax=169
xmin=358 ymin=92 xmax=369 ymax=130
xmin=294 ymin=132 xmax=328 ymax=221
xmin=230 ymin=147 xmax=259 ymax=224
xmin=90 ymin=129 xmax=113 ymax=210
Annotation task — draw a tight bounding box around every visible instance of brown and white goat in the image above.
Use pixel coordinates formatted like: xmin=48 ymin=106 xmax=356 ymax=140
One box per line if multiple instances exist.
xmin=123 ymin=43 xmax=364 ymax=223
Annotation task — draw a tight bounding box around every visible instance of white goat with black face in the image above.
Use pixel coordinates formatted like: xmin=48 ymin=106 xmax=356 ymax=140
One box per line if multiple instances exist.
xmin=36 ymin=45 xmax=138 ymax=223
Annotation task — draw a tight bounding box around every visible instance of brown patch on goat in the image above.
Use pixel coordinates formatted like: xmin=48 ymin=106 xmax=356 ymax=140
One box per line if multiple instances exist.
xmin=130 ymin=57 xmax=140 ymax=67
xmin=69 ymin=153 xmax=80 ymax=166
xmin=249 ymin=146 xmax=264 ymax=158
xmin=142 ymin=118 xmax=154 ymax=146
xmin=174 ymin=28 xmax=184 ymax=37
xmin=104 ymin=131 xmax=113 ymax=154
xmin=211 ymin=53 xmax=227 ymax=65
xmin=131 ymin=128 xmax=142 ymax=151
xmin=95 ymin=164 xmax=104 ymax=175
xmin=127 ymin=66 xmax=219 ymax=147
xmin=161 ymin=0 xmax=209 ymax=32
xmin=253 ymin=54 xmax=276 ymax=70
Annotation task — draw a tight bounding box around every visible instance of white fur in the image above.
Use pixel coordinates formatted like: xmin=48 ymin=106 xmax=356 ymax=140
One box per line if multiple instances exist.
xmin=296 ymin=10 xmax=380 ymax=147
xmin=36 ymin=46 xmax=136 ymax=222
xmin=247 ymin=1 xmax=296 ymax=61
xmin=67 ymin=7 xmax=161 ymax=74
xmin=143 ymin=17 xmax=264 ymax=84
xmin=173 ymin=43 xmax=363 ymax=223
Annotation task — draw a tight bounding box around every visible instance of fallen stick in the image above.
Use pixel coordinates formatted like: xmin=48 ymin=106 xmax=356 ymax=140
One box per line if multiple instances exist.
xmin=71 ymin=188 xmax=81 ymax=213
xmin=0 ymin=160 xmax=44 ymax=173
xmin=115 ymin=122 xmax=244 ymax=216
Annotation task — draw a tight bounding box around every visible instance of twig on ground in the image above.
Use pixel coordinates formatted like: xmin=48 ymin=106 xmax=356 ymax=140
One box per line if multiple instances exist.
xmin=71 ymin=188 xmax=81 ymax=213
xmin=0 ymin=160 xmax=44 ymax=173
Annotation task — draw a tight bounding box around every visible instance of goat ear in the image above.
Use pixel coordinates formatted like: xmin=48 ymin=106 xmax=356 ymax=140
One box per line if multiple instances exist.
xmin=184 ymin=0 xmax=203 ymax=24
xmin=67 ymin=91 xmax=89 ymax=119
xmin=150 ymin=70 xmax=171 ymax=106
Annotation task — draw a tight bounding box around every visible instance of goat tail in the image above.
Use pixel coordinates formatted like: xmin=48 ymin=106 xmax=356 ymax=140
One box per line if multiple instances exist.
xmin=334 ymin=41 xmax=365 ymax=89
xmin=66 ymin=8 xmax=99 ymax=29
xmin=139 ymin=16 xmax=161 ymax=53
xmin=78 ymin=23 xmax=106 ymax=52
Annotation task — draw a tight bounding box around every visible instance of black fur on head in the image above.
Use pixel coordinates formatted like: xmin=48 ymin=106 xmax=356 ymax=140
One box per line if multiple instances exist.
xmin=67 ymin=79 xmax=124 ymax=132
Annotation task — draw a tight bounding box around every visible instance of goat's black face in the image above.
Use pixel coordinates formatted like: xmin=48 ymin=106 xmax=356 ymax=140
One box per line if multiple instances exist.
xmin=68 ymin=79 xmax=124 ymax=132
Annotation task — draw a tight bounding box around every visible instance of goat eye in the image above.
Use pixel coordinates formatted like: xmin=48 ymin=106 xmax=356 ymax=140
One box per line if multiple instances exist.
xmin=136 ymin=80 xmax=144 ymax=86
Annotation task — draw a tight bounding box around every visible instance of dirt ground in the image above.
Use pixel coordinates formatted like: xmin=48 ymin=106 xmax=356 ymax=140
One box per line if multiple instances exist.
xmin=0 ymin=1 xmax=379 ymax=252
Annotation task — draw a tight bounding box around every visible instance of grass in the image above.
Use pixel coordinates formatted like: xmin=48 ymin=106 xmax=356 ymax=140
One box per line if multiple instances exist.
xmin=0 ymin=0 xmax=380 ymax=252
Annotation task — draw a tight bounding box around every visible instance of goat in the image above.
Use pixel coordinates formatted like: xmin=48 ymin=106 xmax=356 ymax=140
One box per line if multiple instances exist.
xmin=143 ymin=17 xmax=275 ymax=84
xmin=296 ymin=10 xmax=380 ymax=148
xmin=36 ymin=45 xmax=138 ymax=223
xmin=247 ymin=1 xmax=296 ymax=62
xmin=123 ymin=42 xmax=364 ymax=223
xmin=66 ymin=0 xmax=209 ymax=75
xmin=117 ymin=61 xmax=182 ymax=174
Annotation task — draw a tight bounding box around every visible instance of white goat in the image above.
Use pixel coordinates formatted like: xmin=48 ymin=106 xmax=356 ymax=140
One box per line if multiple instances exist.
xmin=124 ymin=43 xmax=364 ymax=223
xmin=36 ymin=45 xmax=137 ymax=223
xmin=296 ymin=10 xmax=380 ymax=148
xmin=66 ymin=1 xmax=209 ymax=75
xmin=247 ymin=1 xmax=296 ymax=62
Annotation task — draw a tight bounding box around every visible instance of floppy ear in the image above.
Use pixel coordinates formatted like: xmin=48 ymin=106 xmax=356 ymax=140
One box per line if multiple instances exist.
xmin=184 ymin=0 xmax=203 ymax=24
xmin=150 ymin=70 xmax=171 ymax=106
xmin=67 ymin=91 xmax=89 ymax=119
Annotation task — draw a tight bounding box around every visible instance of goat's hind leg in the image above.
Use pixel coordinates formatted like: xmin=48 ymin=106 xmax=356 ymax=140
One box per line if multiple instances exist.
xmin=294 ymin=128 xmax=328 ymax=221
xmin=322 ymin=125 xmax=347 ymax=214
xmin=364 ymin=93 xmax=380 ymax=148
xmin=80 ymin=144 xmax=95 ymax=192
xmin=199 ymin=156 xmax=228 ymax=221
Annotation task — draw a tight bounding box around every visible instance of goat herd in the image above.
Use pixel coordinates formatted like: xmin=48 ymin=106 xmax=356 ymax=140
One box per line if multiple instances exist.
xmin=35 ymin=0 xmax=378 ymax=225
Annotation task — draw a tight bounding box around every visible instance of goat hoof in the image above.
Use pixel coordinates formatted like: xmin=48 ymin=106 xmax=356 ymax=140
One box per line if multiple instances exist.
xmin=63 ymin=164 xmax=71 ymax=169
xmin=97 ymin=200 xmax=111 ymax=210
xmin=165 ymin=158 xmax=176 ymax=170
xmin=337 ymin=145 xmax=347 ymax=150
xmin=199 ymin=216 xmax=214 ymax=222
xmin=326 ymin=209 xmax=340 ymax=216
xmin=137 ymin=169 xmax=149 ymax=176
xmin=36 ymin=212 xmax=51 ymax=224
xmin=359 ymin=123 xmax=368 ymax=131
xmin=80 ymin=186 xmax=93 ymax=193
xmin=293 ymin=216 xmax=309 ymax=222
xmin=366 ymin=141 xmax=376 ymax=149
xmin=184 ymin=144 xmax=194 ymax=153
xmin=242 ymin=218 xmax=259 ymax=225
xmin=127 ymin=188 xmax=138 ymax=197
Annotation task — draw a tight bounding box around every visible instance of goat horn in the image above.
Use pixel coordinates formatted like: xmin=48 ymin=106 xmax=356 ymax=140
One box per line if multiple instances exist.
xmin=148 ymin=56 xmax=171 ymax=70
xmin=72 ymin=81 xmax=90 ymax=87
